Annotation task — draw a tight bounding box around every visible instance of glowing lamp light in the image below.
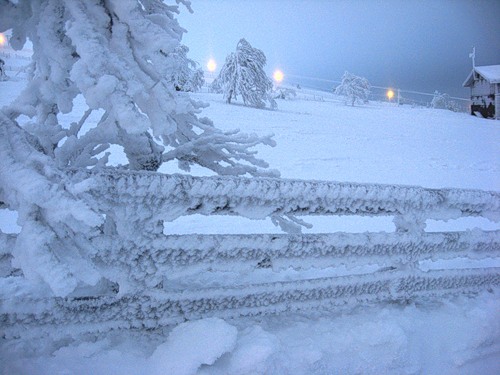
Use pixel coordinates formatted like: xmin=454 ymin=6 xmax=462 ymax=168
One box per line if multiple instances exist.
xmin=273 ymin=69 xmax=284 ymax=83
xmin=207 ymin=58 xmax=217 ymax=72
xmin=386 ymin=89 xmax=395 ymax=100
xmin=0 ymin=33 xmax=6 ymax=47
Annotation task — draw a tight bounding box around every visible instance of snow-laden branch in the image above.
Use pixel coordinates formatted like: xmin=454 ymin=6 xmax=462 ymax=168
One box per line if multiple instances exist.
xmin=0 ymin=113 xmax=103 ymax=296
xmin=0 ymin=0 xmax=277 ymax=176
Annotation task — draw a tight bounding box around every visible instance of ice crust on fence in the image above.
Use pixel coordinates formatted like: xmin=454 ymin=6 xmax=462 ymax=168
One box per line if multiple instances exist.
xmin=89 ymin=230 xmax=500 ymax=288
xmin=2 ymin=268 xmax=499 ymax=345
xmin=74 ymin=168 xmax=500 ymax=228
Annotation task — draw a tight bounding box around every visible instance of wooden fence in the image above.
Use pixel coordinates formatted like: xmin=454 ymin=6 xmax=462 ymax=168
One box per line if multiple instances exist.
xmin=1 ymin=168 xmax=499 ymax=346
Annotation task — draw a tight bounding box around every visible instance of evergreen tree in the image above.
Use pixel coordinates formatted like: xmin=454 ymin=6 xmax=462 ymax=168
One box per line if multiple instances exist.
xmin=0 ymin=0 xmax=278 ymax=297
xmin=213 ymin=38 xmax=276 ymax=109
xmin=334 ymin=71 xmax=371 ymax=106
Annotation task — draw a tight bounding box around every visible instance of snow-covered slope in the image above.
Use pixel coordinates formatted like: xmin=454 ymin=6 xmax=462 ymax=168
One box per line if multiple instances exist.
xmin=1 ymin=63 xmax=500 ymax=374
xmin=187 ymin=91 xmax=499 ymax=190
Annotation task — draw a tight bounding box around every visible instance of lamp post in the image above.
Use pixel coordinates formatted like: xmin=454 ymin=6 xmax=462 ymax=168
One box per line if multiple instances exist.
xmin=387 ymin=89 xmax=395 ymax=101
xmin=207 ymin=58 xmax=216 ymax=73
xmin=273 ymin=69 xmax=284 ymax=85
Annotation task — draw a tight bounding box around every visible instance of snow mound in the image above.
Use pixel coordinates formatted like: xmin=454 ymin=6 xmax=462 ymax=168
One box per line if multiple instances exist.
xmin=148 ymin=318 xmax=238 ymax=375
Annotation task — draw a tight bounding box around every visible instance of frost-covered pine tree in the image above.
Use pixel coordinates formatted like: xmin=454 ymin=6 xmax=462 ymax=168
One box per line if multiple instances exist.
xmin=334 ymin=71 xmax=371 ymax=106
xmin=0 ymin=0 xmax=279 ymax=297
xmin=170 ymin=45 xmax=204 ymax=92
xmin=213 ymin=38 xmax=276 ymax=109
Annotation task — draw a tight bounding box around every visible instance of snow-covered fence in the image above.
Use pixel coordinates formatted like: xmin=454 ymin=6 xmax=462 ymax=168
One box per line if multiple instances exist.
xmin=2 ymin=168 xmax=500 ymax=344
xmin=285 ymin=73 xmax=472 ymax=112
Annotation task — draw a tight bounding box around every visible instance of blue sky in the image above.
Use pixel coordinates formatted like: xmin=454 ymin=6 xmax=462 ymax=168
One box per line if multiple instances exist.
xmin=177 ymin=0 xmax=500 ymax=98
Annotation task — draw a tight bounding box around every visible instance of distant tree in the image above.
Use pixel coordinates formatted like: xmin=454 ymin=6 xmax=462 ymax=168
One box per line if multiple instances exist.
xmin=432 ymin=91 xmax=460 ymax=112
xmin=273 ymin=87 xmax=297 ymax=100
xmin=169 ymin=45 xmax=204 ymax=92
xmin=209 ymin=77 xmax=223 ymax=94
xmin=431 ymin=91 xmax=450 ymax=109
xmin=431 ymin=90 xmax=459 ymax=112
xmin=334 ymin=71 xmax=371 ymax=106
xmin=213 ymin=38 xmax=276 ymax=109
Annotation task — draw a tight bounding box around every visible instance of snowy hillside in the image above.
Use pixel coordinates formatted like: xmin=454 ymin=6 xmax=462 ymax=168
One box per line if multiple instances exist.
xmin=188 ymin=90 xmax=499 ymax=190
xmin=1 ymin=62 xmax=500 ymax=374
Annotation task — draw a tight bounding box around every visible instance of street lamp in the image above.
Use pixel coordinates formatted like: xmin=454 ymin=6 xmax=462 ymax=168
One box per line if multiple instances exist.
xmin=387 ymin=89 xmax=395 ymax=101
xmin=207 ymin=58 xmax=217 ymax=72
xmin=273 ymin=69 xmax=284 ymax=84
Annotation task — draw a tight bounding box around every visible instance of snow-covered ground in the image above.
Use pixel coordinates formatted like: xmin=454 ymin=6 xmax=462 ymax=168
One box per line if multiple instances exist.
xmin=1 ymin=62 xmax=499 ymax=374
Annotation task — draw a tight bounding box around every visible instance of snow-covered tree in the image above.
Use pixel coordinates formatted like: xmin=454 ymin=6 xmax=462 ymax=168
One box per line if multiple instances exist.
xmin=0 ymin=0 xmax=277 ymax=175
xmin=273 ymin=87 xmax=297 ymax=100
xmin=0 ymin=58 xmax=7 ymax=81
xmin=431 ymin=90 xmax=459 ymax=111
xmin=209 ymin=78 xmax=223 ymax=94
xmin=334 ymin=71 xmax=371 ymax=106
xmin=170 ymin=45 xmax=204 ymax=92
xmin=213 ymin=38 xmax=276 ymax=109
xmin=431 ymin=91 xmax=449 ymax=109
xmin=0 ymin=0 xmax=279 ymax=297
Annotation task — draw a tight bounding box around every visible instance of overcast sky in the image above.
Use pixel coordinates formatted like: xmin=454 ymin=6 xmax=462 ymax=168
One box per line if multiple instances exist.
xmin=177 ymin=0 xmax=500 ymax=98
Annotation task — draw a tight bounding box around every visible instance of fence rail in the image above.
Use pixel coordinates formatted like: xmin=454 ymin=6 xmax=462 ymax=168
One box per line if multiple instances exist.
xmin=2 ymin=168 xmax=499 ymax=346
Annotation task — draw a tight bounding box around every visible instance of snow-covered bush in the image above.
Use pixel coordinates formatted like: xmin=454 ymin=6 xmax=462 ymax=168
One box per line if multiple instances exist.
xmin=431 ymin=91 xmax=449 ymax=109
xmin=431 ymin=91 xmax=459 ymax=112
xmin=212 ymin=38 xmax=277 ymax=109
xmin=273 ymin=87 xmax=297 ymax=100
xmin=0 ymin=0 xmax=279 ymax=297
xmin=334 ymin=71 xmax=371 ymax=106
xmin=446 ymin=100 xmax=460 ymax=112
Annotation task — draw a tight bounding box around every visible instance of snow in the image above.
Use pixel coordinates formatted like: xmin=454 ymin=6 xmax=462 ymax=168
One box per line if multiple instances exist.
xmin=189 ymin=92 xmax=499 ymax=191
xmin=1 ymin=52 xmax=500 ymax=373
xmin=148 ymin=318 xmax=238 ymax=375
xmin=3 ymin=294 xmax=499 ymax=375
xmin=463 ymin=65 xmax=500 ymax=86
